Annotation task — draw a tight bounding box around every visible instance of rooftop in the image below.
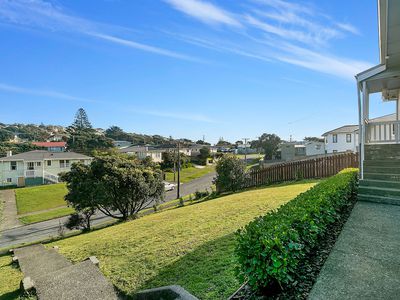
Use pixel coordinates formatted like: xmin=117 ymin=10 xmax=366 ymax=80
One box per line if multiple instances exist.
xmin=0 ymin=150 xmax=92 ymax=161
xmin=323 ymin=125 xmax=359 ymax=136
xmin=32 ymin=142 xmax=66 ymax=147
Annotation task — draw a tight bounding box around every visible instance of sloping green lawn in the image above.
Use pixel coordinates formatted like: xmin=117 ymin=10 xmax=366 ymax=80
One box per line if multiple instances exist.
xmin=165 ymin=165 xmax=215 ymax=183
xmin=47 ymin=181 xmax=317 ymax=299
xmin=0 ymin=254 xmax=24 ymax=300
xmin=15 ymin=184 xmax=68 ymax=215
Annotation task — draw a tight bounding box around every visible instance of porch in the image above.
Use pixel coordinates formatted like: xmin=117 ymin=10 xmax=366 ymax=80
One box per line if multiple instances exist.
xmin=356 ymin=0 xmax=400 ymax=205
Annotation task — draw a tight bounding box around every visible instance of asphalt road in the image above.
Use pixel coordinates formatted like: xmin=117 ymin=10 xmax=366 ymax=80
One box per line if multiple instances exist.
xmin=0 ymin=171 xmax=215 ymax=249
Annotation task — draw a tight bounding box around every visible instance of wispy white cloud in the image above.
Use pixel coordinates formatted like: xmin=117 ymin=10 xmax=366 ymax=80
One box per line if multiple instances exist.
xmin=273 ymin=42 xmax=371 ymax=80
xmin=0 ymin=83 xmax=98 ymax=103
xmin=0 ymin=0 xmax=198 ymax=61
xmin=128 ymin=108 xmax=217 ymax=123
xmin=336 ymin=22 xmax=360 ymax=35
xmin=164 ymin=0 xmax=241 ymax=27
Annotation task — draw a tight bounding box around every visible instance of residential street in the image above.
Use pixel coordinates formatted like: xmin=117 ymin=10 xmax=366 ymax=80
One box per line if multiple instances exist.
xmin=0 ymin=172 xmax=215 ymax=249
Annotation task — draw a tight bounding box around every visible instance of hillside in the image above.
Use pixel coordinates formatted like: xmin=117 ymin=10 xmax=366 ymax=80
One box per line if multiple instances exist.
xmin=41 ymin=181 xmax=317 ymax=299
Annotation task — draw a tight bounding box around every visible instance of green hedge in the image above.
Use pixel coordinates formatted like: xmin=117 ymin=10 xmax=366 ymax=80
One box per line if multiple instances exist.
xmin=235 ymin=169 xmax=358 ymax=292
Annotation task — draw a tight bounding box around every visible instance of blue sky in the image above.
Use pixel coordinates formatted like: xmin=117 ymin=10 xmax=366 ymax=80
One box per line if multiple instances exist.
xmin=0 ymin=0 xmax=393 ymax=143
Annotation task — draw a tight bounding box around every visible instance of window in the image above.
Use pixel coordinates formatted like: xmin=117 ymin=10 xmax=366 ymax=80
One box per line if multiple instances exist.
xmin=7 ymin=178 xmax=12 ymax=183
xmin=333 ymin=150 xmax=338 ymax=153
xmin=10 ymin=161 xmax=17 ymax=171
xmin=346 ymin=134 xmax=352 ymax=143
xmin=36 ymin=162 xmax=41 ymax=167
xmin=47 ymin=160 xmax=52 ymax=166
xmin=332 ymin=134 xmax=338 ymax=143
xmin=27 ymin=162 xmax=35 ymax=170
xmin=60 ymin=160 xmax=70 ymax=168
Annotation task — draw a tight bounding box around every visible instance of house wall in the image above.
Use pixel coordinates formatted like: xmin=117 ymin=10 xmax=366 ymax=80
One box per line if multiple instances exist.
xmin=305 ymin=142 xmax=326 ymax=156
xmin=325 ymin=132 xmax=359 ymax=153
xmin=0 ymin=158 xmax=92 ymax=187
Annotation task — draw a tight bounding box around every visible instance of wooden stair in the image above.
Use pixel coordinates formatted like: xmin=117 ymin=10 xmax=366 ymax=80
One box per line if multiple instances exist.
xmin=359 ymin=145 xmax=400 ymax=205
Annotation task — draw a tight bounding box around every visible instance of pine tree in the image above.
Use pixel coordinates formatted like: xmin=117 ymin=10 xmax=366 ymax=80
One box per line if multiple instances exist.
xmin=72 ymin=108 xmax=92 ymax=130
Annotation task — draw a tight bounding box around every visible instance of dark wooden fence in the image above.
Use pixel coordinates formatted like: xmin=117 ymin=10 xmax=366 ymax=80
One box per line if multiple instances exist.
xmin=243 ymin=152 xmax=359 ymax=188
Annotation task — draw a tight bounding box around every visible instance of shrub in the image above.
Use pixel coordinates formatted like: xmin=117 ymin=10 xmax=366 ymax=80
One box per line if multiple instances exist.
xmin=235 ymin=169 xmax=358 ymax=293
xmin=215 ymin=155 xmax=248 ymax=193
xmin=194 ymin=189 xmax=210 ymax=200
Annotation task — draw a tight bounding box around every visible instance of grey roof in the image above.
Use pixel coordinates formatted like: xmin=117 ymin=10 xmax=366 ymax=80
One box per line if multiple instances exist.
xmin=0 ymin=150 xmax=92 ymax=161
xmin=322 ymin=125 xmax=359 ymax=136
xmin=370 ymin=113 xmax=396 ymax=123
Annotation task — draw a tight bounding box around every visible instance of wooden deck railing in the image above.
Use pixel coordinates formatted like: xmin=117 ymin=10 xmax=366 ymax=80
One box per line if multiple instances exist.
xmin=243 ymin=152 xmax=359 ymax=188
xmin=366 ymin=121 xmax=400 ymax=144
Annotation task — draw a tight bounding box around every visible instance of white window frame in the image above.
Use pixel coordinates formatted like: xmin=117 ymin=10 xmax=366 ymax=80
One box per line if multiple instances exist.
xmin=346 ymin=134 xmax=352 ymax=143
xmin=10 ymin=161 xmax=17 ymax=171
xmin=6 ymin=178 xmax=12 ymax=183
xmin=332 ymin=134 xmax=338 ymax=143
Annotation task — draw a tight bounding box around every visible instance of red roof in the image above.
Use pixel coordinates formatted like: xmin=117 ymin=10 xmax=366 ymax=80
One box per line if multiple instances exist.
xmin=32 ymin=142 xmax=66 ymax=147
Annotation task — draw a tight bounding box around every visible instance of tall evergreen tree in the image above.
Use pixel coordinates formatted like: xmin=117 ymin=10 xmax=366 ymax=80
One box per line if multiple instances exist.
xmin=72 ymin=108 xmax=92 ymax=130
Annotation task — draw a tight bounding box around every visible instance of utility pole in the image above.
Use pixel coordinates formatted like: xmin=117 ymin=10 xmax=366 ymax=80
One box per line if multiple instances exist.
xmin=243 ymin=138 xmax=249 ymax=164
xmin=177 ymin=140 xmax=181 ymax=199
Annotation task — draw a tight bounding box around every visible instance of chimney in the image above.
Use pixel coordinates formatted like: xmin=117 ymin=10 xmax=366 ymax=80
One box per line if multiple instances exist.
xmin=6 ymin=150 xmax=12 ymax=157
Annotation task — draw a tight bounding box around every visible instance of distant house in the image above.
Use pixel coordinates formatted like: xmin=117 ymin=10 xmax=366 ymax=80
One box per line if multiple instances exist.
xmin=47 ymin=134 xmax=66 ymax=142
xmin=112 ymin=140 xmax=132 ymax=149
xmin=0 ymin=150 xmax=92 ymax=187
xmin=280 ymin=142 xmax=306 ymax=161
xmin=32 ymin=141 xmax=67 ymax=152
xmin=119 ymin=146 xmax=163 ymax=163
xmin=323 ymin=125 xmax=359 ymax=154
xmin=305 ymin=141 xmax=325 ymax=156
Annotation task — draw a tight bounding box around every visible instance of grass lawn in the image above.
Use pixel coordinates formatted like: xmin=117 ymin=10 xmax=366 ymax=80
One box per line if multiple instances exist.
xmin=0 ymin=254 xmax=24 ymax=299
xmin=15 ymin=183 xmax=68 ymax=215
xmin=47 ymin=180 xmax=317 ymax=299
xmin=19 ymin=207 xmax=75 ymax=225
xmin=165 ymin=165 xmax=215 ymax=183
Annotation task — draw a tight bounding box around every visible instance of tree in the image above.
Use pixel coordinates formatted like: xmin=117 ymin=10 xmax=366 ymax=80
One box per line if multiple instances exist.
xmin=0 ymin=129 xmax=13 ymax=142
xmin=72 ymin=108 xmax=92 ymax=130
xmin=160 ymin=151 xmax=190 ymax=170
xmin=62 ymin=155 xmax=165 ymax=221
xmin=67 ymin=109 xmax=113 ymax=154
xmin=215 ymin=155 xmax=247 ymax=193
xmin=198 ymin=146 xmax=210 ymax=165
xmin=196 ymin=140 xmax=210 ymax=145
xmin=251 ymin=133 xmax=281 ymax=160
xmin=304 ymin=136 xmax=324 ymax=142
xmin=105 ymin=126 xmax=131 ymax=141
xmin=60 ymin=163 xmax=97 ymax=230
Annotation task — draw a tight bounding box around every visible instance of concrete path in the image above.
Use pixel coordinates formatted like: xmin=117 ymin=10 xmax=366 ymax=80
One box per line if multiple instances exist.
xmin=309 ymin=201 xmax=400 ymax=300
xmin=0 ymin=189 xmax=21 ymax=231
xmin=0 ymin=172 xmax=215 ymax=248
xmin=14 ymin=244 xmax=118 ymax=299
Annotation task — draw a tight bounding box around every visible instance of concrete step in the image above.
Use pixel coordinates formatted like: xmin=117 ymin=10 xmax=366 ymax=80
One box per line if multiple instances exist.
xmin=35 ymin=260 xmax=118 ymax=300
xmin=359 ymin=179 xmax=400 ymax=189
xmin=18 ymin=248 xmax=72 ymax=280
xmin=358 ymin=186 xmax=400 ymax=198
xmin=363 ymin=172 xmax=400 ymax=181
xmin=13 ymin=244 xmax=47 ymax=260
xmin=358 ymin=193 xmax=400 ymax=206
xmin=364 ymin=166 xmax=400 ymax=174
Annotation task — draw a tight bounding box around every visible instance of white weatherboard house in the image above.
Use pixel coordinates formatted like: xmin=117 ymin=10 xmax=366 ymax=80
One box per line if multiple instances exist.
xmin=323 ymin=125 xmax=359 ymax=154
xmin=355 ymin=0 xmax=400 ymax=205
xmin=119 ymin=146 xmax=163 ymax=163
xmin=0 ymin=150 xmax=92 ymax=187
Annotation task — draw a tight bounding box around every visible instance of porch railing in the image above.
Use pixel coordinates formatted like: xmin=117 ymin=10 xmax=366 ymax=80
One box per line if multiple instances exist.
xmin=366 ymin=121 xmax=400 ymax=144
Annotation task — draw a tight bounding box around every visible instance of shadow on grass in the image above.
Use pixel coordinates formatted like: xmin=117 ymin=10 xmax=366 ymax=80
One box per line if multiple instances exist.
xmin=135 ymin=233 xmax=241 ymax=300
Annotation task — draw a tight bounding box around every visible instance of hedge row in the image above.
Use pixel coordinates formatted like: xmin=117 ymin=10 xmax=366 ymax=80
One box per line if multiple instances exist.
xmin=235 ymin=168 xmax=358 ymax=292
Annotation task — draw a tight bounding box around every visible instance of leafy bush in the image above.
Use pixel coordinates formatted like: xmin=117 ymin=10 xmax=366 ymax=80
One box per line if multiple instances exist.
xmin=215 ymin=155 xmax=248 ymax=193
xmin=235 ymin=169 xmax=358 ymax=293
xmin=194 ymin=189 xmax=210 ymax=200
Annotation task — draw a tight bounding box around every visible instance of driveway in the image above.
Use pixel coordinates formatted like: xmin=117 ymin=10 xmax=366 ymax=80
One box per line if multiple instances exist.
xmin=0 ymin=172 xmax=215 ymax=249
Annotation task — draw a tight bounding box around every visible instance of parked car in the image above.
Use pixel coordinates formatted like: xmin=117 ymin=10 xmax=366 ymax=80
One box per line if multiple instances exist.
xmin=163 ymin=181 xmax=175 ymax=191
